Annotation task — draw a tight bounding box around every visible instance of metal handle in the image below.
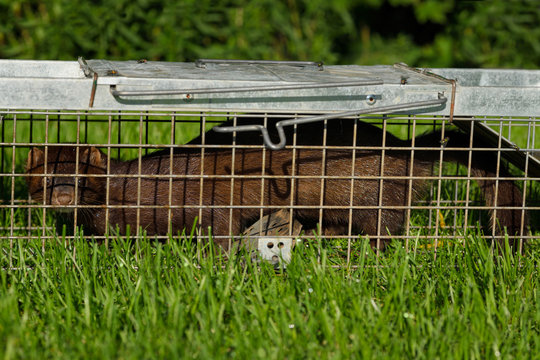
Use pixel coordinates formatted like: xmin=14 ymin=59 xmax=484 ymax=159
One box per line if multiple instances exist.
xmin=195 ymin=59 xmax=324 ymax=69
xmin=213 ymin=94 xmax=448 ymax=150
xmin=109 ymin=79 xmax=384 ymax=97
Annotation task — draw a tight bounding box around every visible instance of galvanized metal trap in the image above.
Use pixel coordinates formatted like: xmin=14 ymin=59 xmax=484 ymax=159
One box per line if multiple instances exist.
xmin=0 ymin=58 xmax=538 ymax=265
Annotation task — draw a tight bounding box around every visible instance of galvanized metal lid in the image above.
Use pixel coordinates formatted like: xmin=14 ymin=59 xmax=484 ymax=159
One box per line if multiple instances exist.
xmin=0 ymin=58 xmax=538 ymax=117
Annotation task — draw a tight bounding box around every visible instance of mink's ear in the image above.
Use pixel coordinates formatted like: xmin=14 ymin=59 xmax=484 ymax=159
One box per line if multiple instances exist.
xmin=83 ymin=147 xmax=106 ymax=168
xmin=26 ymin=147 xmax=44 ymax=171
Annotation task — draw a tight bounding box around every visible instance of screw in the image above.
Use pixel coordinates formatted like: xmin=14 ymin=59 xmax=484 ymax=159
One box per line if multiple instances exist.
xmin=366 ymin=95 xmax=376 ymax=105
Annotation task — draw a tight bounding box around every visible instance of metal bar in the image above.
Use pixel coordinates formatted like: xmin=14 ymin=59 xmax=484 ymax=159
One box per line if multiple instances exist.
xmin=433 ymin=120 xmax=447 ymax=260
xmin=257 ymin=114 xmax=268 ymax=238
xmin=375 ymin=117 xmax=388 ymax=254
xmin=520 ymin=121 xmax=532 ymax=255
xmin=318 ymin=119 xmax=328 ymax=246
xmin=0 ymin=198 xmax=488 ymax=205
xmin=214 ymin=94 xmax=448 ymax=150
xmin=4 ymin=109 xmax=481 ymax=121
xmin=41 ymin=113 xmax=50 ymax=251
xmin=73 ymin=114 xmax=81 ymax=244
xmin=228 ymin=114 xmax=238 ymax=252
xmin=491 ymin=121 xmax=504 ymax=240
xmin=8 ymin=141 xmax=533 ymax=152
xmin=1 ymin=233 xmax=534 ymax=243
xmin=105 ymin=114 xmax=113 ymax=248
xmin=0 ymin=233 xmax=528 ymax=241
xmin=346 ymin=117 xmax=358 ymax=264
xmin=167 ymin=113 xmax=175 ymax=240
xmin=8 ymin=114 xmax=16 ymax=268
xmin=197 ymin=114 xmax=206 ymax=260
xmin=136 ymin=114 xmax=143 ymax=249
xmin=195 ymin=59 xmax=324 ymax=69
xmin=404 ymin=117 xmax=417 ymax=252
xmin=109 ymin=79 xmax=383 ymax=97
xmin=288 ymin=119 xmax=298 ymax=239
xmin=89 ymin=73 xmax=98 ymax=107
xmin=16 ymin=204 xmax=533 ymax=211
xmin=26 ymin=113 xmax=32 ymax=241
xmin=18 ymin=172 xmax=538 ymax=181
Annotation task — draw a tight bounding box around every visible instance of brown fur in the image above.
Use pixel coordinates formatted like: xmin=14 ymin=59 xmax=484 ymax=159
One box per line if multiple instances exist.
xmin=26 ymin=120 xmax=527 ymax=250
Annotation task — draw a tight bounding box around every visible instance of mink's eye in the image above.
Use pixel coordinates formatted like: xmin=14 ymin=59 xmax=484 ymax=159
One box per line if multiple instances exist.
xmin=77 ymin=178 xmax=83 ymax=186
xmin=46 ymin=178 xmax=51 ymax=186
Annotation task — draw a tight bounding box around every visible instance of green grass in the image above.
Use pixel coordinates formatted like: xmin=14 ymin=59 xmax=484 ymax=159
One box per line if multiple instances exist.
xmin=1 ymin=236 xmax=540 ymax=359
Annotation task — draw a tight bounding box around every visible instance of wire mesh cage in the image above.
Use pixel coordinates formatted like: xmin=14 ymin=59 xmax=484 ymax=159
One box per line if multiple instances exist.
xmin=1 ymin=59 xmax=538 ymax=266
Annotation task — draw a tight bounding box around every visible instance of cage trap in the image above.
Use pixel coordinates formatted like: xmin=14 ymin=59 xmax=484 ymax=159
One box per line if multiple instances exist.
xmin=0 ymin=58 xmax=539 ymax=266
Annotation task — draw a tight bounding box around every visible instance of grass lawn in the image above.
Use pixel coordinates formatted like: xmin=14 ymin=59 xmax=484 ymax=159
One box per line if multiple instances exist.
xmin=1 ymin=234 xmax=540 ymax=359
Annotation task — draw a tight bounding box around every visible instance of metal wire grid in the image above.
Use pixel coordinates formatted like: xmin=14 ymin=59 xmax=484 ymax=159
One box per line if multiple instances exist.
xmin=0 ymin=110 xmax=537 ymax=262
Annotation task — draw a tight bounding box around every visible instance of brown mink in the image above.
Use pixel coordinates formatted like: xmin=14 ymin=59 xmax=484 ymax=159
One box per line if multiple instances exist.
xmin=25 ymin=120 xmax=527 ymax=250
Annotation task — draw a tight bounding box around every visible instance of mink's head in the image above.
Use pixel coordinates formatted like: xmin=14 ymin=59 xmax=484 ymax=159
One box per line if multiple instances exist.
xmin=26 ymin=146 xmax=107 ymax=211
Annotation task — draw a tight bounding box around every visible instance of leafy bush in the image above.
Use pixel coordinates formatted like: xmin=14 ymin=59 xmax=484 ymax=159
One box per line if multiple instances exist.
xmin=0 ymin=0 xmax=538 ymax=68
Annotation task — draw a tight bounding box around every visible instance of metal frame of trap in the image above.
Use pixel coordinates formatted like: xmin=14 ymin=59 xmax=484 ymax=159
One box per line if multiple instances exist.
xmin=0 ymin=58 xmax=539 ymax=266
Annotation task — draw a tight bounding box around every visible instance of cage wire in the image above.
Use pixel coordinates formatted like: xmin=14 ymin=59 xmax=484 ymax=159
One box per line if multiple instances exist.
xmin=0 ymin=59 xmax=538 ymax=268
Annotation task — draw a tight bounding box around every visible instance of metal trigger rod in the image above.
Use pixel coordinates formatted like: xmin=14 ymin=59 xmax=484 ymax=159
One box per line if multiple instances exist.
xmin=213 ymin=94 xmax=448 ymax=150
xmin=110 ymin=79 xmax=383 ymax=97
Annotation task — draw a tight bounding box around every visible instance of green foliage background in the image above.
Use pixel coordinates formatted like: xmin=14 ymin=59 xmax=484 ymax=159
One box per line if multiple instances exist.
xmin=0 ymin=0 xmax=538 ymax=68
